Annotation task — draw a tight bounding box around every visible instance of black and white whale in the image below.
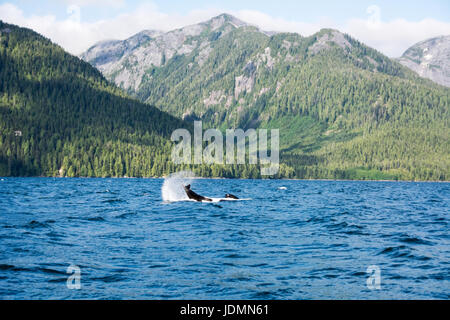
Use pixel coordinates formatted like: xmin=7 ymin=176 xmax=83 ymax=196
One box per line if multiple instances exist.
xmin=183 ymin=185 xmax=240 ymax=202
xmin=184 ymin=184 xmax=212 ymax=202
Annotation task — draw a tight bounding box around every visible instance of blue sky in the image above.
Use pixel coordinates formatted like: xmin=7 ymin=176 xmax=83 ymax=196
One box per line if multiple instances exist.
xmin=0 ymin=0 xmax=449 ymax=56
xmin=9 ymin=0 xmax=450 ymax=23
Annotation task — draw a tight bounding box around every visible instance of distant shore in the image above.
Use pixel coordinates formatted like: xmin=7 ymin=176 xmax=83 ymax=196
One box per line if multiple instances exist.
xmin=0 ymin=176 xmax=448 ymax=183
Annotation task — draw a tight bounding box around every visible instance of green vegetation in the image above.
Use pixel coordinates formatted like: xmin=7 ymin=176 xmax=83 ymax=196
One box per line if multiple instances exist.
xmin=1 ymin=20 xmax=449 ymax=181
xmin=0 ymin=21 xmax=283 ymax=179
xmin=0 ymin=21 xmax=182 ymax=177
xmin=108 ymin=24 xmax=449 ymax=181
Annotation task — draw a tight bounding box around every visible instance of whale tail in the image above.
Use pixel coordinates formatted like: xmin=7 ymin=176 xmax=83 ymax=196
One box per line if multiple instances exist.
xmin=183 ymin=184 xmax=212 ymax=202
xmin=183 ymin=184 xmax=239 ymax=202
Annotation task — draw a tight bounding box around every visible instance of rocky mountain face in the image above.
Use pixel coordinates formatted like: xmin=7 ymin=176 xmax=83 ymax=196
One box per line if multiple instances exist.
xmin=397 ymin=35 xmax=450 ymax=87
xmin=81 ymin=14 xmax=251 ymax=92
xmin=80 ymin=30 xmax=164 ymax=73
xmin=81 ymin=14 xmax=412 ymax=125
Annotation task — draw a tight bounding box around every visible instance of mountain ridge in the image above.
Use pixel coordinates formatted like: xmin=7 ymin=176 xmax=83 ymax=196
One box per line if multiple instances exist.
xmin=398 ymin=35 xmax=450 ymax=87
xmin=81 ymin=13 xmax=422 ymax=98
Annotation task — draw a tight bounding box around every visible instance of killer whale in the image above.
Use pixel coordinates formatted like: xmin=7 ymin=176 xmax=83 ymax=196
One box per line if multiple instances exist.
xmin=183 ymin=185 xmax=241 ymax=202
xmin=184 ymin=184 xmax=212 ymax=202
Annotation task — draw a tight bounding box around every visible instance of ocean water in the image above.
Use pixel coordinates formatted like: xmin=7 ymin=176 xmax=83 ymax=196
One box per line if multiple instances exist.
xmin=0 ymin=177 xmax=448 ymax=300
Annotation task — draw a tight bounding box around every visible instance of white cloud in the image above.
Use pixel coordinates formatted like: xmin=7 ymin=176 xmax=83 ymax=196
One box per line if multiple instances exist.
xmin=233 ymin=7 xmax=450 ymax=57
xmin=0 ymin=2 xmax=449 ymax=57
xmin=342 ymin=18 xmax=450 ymax=56
xmin=0 ymin=2 xmax=223 ymax=54
xmin=233 ymin=10 xmax=334 ymax=36
xmin=60 ymin=0 xmax=126 ymax=9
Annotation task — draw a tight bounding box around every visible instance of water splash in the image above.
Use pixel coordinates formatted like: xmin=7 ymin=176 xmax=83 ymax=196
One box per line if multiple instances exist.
xmin=161 ymin=171 xmax=196 ymax=202
xmin=161 ymin=171 xmax=251 ymax=203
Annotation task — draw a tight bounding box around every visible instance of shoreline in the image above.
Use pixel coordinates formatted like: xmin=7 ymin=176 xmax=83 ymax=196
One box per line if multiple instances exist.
xmin=1 ymin=176 xmax=449 ymax=183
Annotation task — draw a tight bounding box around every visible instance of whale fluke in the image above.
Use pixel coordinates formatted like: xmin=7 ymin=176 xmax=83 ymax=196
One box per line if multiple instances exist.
xmin=184 ymin=184 xmax=212 ymax=202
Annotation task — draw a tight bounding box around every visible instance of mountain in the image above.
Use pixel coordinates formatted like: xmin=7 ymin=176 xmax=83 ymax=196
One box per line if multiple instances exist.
xmin=0 ymin=17 xmax=448 ymax=181
xmin=82 ymin=13 xmax=416 ymax=123
xmin=80 ymin=14 xmax=252 ymax=93
xmin=398 ymin=35 xmax=450 ymax=87
xmin=0 ymin=20 xmax=186 ymax=177
xmin=80 ymin=29 xmax=164 ymax=75
xmin=81 ymin=14 xmax=449 ymax=181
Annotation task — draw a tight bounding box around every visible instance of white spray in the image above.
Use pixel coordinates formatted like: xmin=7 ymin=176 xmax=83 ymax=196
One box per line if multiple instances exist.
xmin=161 ymin=171 xmax=196 ymax=202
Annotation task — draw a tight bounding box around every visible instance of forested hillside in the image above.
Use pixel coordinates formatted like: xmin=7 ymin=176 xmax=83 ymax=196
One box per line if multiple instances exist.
xmin=0 ymin=21 xmax=185 ymax=177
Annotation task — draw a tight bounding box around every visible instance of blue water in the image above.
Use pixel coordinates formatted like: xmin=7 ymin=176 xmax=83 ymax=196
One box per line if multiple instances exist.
xmin=0 ymin=177 xmax=448 ymax=299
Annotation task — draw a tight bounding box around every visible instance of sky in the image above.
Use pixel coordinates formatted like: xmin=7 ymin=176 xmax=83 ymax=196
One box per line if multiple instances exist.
xmin=0 ymin=0 xmax=449 ymax=57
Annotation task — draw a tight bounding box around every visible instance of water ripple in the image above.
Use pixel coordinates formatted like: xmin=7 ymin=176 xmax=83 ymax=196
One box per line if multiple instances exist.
xmin=0 ymin=178 xmax=448 ymax=299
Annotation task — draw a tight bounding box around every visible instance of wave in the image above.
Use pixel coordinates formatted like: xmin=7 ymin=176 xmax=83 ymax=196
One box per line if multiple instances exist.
xmin=0 ymin=264 xmax=66 ymax=275
xmin=24 ymin=220 xmax=53 ymax=229
xmin=102 ymin=198 xmax=125 ymax=204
